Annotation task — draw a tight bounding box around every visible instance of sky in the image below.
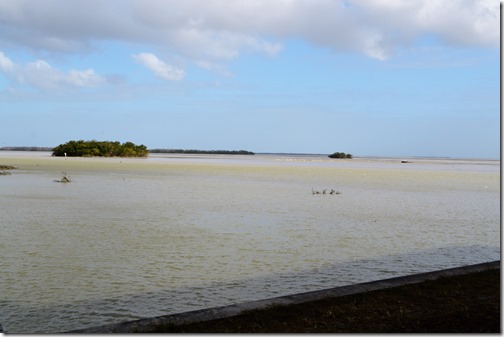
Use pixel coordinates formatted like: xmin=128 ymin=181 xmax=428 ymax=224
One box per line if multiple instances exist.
xmin=0 ymin=0 xmax=500 ymax=158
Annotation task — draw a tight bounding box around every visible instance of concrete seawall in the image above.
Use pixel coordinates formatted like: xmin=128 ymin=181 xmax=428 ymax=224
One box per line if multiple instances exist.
xmin=67 ymin=261 xmax=500 ymax=333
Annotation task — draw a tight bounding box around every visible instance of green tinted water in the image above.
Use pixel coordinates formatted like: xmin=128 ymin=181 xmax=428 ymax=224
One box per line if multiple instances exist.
xmin=0 ymin=153 xmax=499 ymax=332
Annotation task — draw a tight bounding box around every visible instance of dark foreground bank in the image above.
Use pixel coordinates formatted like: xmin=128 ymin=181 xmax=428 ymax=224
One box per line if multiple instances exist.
xmin=148 ymin=266 xmax=500 ymax=333
xmin=67 ymin=262 xmax=500 ymax=333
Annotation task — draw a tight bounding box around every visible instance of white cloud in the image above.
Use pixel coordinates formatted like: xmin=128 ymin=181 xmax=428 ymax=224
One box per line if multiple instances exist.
xmin=132 ymin=53 xmax=184 ymax=81
xmin=67 ymin=69 xmax=107 ymax=87
xmin=0 ymin=52 xmax=16 ymax=73
xmin=355 ymin=0 xmax=499 ymax=50
xmin=0 ymin=51 xmax=107 ymax=91
xmin=0 ymin=0 xmax=498 ymax=66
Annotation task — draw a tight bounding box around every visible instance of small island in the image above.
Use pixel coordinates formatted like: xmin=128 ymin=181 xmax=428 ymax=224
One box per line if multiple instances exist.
xmin=328 ymin=152 xmax=353 ymax=159
xmin=149 ymin=149 xmax=255 ymax=155
xmin=52 ymin=140 xmax=148 ymax=157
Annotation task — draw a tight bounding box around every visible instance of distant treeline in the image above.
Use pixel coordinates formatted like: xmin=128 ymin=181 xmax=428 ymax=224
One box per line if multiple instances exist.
xmin=149 ymin=149 xmax=255 ymax=155
xmin=52 ymin=140 xmax=148 ymax=157
xmin=0 ymin=146 xmax=53 ymax=151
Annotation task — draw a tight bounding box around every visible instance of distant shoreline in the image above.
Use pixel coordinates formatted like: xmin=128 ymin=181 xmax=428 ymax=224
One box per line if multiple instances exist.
xmin=149 ymin=149 xmax=255 ymax=155
xmin=0 ymin=147 xmax=255 ymax=156
xmin=0 ymin=148 xmax=498 ymax=161
xmin=0 ymin=146 xmax=53 ymax=151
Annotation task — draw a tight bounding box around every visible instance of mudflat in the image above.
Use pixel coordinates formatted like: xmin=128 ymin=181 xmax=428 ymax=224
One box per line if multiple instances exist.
xmin=1 ymin=153 xmax=499 ymax=333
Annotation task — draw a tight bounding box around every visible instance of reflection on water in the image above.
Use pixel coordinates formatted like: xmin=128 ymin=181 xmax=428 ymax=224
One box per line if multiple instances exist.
xmin=0 ymin=153 xmax=500 ymax=333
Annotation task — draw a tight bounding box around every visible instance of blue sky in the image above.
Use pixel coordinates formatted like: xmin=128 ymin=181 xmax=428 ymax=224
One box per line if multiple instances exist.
xmin=0 ymin=0 xmax=499 ymax=158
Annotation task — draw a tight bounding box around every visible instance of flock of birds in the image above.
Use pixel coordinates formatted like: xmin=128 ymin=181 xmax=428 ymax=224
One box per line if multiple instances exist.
xmin=311 ymin=188 xmax=342 ymax=195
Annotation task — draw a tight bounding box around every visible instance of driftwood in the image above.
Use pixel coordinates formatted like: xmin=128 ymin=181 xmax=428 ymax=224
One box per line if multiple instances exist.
xmin=0 ymin=165 xmax=17 ymax=175
xmin=0 ymin=165 xmax=17 ymax=170
xmin=54 ymin=173 xmax=72 ymax=183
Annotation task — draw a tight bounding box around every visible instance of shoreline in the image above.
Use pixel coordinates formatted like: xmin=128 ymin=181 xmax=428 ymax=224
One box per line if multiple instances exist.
xmin=0 ymin=151 xmax=499 ymax=169
xmin=0 ymin=149 xmax=499 ymax=162
xmin=67 ymin=261 xmax=500 ymax=333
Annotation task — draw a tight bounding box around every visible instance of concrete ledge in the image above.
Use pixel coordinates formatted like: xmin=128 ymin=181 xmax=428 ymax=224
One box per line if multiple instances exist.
xmin=67 ymin=261 xmax=500 ymax=333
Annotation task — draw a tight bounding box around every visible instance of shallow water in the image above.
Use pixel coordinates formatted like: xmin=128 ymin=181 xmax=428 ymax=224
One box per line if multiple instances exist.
xmin=0 ymin=152 xmax=500 ymax=333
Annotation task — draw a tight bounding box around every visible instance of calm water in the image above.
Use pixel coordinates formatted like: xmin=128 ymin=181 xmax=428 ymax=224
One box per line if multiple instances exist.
xmin=0 ymin=152 xmax=500 ymax=333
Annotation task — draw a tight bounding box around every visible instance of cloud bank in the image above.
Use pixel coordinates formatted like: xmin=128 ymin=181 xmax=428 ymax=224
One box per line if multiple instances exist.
xmin=0 ymin=51 xmax=106 ymax=91
xmin=0 ymin=0 xmax=497 ymax=64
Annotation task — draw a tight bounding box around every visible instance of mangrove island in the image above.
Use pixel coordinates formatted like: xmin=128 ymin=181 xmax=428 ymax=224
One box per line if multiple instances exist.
xmin=328 ymin=152 xmax=353 ymax=159
xmin=52 ymin=140 xmax=148 ymax=157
